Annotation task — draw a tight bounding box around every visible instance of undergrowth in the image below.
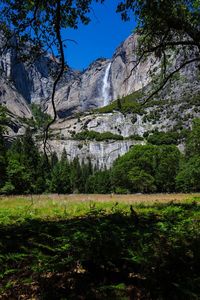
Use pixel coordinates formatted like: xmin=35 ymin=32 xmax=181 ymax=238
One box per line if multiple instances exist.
xmin=0 ymin=197 xmax=199 ymax=299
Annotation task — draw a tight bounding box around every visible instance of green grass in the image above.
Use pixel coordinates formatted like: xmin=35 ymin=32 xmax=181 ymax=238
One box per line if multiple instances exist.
xmin=0 ymin=196 xmax=200 ymax=299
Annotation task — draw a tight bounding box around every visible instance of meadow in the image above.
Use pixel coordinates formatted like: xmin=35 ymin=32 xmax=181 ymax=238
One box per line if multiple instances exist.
xmin=0 ymin=194 xmax=200 ymax=299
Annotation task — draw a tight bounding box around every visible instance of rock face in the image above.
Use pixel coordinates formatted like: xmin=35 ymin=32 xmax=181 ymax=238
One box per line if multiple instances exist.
xmin=0 ymin=78 xmax=31 ymax=119
xmin=46 ymin=139 xmax=143 ymax=169
xmin=0 ymin=33 xmax=200 ymax=167
xmin=0 ymin=35 xmax=78 ymax=115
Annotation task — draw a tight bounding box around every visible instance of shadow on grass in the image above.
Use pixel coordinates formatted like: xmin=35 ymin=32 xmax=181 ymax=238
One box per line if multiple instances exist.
xmin=0 ymin=203 xmax=200 ymax=300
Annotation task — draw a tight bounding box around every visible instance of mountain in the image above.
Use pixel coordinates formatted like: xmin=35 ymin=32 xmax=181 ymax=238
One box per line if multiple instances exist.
xmin=0 ymin=33 xmax=200 ymax=167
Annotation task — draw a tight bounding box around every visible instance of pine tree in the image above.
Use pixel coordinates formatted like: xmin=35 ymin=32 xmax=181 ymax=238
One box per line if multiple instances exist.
xmin=50 ymin=149 xmax=71 ymax=194
xmin=3 ymin=128 xmax=43 ymax=194
xmin=0 ymin=105 xmax=8 ymax=189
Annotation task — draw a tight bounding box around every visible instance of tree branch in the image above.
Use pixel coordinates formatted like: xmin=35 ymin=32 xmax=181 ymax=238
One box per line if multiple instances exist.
xmin=43 ymin=0 xmax=66 ymax=161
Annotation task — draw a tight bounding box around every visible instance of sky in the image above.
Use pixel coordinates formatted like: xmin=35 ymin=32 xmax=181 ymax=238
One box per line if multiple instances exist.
xmin=62 ymin=0 xmax=136 ymax=71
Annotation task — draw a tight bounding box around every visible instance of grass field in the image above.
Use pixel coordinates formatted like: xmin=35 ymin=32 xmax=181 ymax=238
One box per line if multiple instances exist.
xmin=0 ymin=193 xmax=200 ymax=221
xmin=0 ymin=194 xmax=200 ymax=299
xmin=0 ymin=193 xmax=199 ymax=224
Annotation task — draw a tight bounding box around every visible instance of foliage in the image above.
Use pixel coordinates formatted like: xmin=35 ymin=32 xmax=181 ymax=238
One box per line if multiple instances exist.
xmin=111 ymin=144 xmax=181 ymax=193
xmin=147 ymin=130 xmax=180 ymax=145
xmin=0 ymin=0 xmax=102 ymax=159
xmin=117 ymin=0 xmax=200 ymax=101
xmin=86 ymin=170 xmax=111 ymax=193
xmin=0 ymin=0 xmax=96 ymax=61
xmin=2 ymin=128 xmax=47 ymax=194
xmin=0 ymin=198 xmax=199 ymax=299
xmin=176 ymin=118 xmax=200 ymax=192
xmin=128 ymin=134 xmax=143 ymax=141
xmin=31 ymin=103 xmax=52 ymax=130
xmin=73 ymin=130 xmax=124 ymax=141
xmin=0 ymin=105 xmax=9 ymax=135
xmin=176 ymin=155 xmax=200 ymax=192
xmin=96 ymin=90 xmax=143 ymax=114
xmin=128 ymin=167 xmax=156 ymax=193
xmin=0 ymin=105 xmax=9 ymax=188
xmin=0 ymin=1 xmax=199 ymax=101
xmin=48 ymin=156 xmax=71 ymax=194
xmin=186 ymin=118 xmax=200 ymax=157
xmin=0 ymin=119 xmax=200 ymax=194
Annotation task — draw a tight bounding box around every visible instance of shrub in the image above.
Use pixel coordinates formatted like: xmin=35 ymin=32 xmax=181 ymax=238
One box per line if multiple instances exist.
xmin=73 ymin=130 xmax=124 ymax=141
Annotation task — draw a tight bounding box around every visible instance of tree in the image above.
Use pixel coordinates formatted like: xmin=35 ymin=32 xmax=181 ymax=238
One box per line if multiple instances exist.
xmin=0 ymin=105 xmax=9 ymax=189
xmin=154 ymin=145 xmax=180 ymax=192
xmin=185 ymin=118 xmax=200 ymax=157
xmin=51 ymin=151 xmax=59 ymax=169
xmin=111 ymin=144 xmax=180 ymax=193
xmin=3 ymin=128 xmax=44 ymax=194
xmin=86 ymin=170 xmax=111 ymax=193
xmin=128 ymin=167 xmax=156 ymax=193
xmin=0 ymin=0 xmax=100 ymax=158
xmin=70 ymin=157 xmax=84 ymax=193
xmin=176 ymin=155 xmax=200 ymax=192
xmin=5 ymin=156 xmax=32 ymax=194
xmin=175 ymin=118 xmax=200 ymax=192
xmin=117 ymin=0 xmax=200 ymax=102
xmin=49 ymin=149 xmax=71 ymax=193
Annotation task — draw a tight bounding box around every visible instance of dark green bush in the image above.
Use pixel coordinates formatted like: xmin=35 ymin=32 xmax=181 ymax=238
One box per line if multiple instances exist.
xmin=73 ymin=130 xmax=124 ymax=141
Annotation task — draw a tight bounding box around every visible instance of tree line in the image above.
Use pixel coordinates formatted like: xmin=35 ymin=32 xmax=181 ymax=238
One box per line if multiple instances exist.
xmin=0 ymin=106 xmax=200 ymax=194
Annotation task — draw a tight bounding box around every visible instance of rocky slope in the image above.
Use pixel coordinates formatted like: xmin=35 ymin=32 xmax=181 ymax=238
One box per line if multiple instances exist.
xmin=0 ymin=33 xmax=200 ymax=167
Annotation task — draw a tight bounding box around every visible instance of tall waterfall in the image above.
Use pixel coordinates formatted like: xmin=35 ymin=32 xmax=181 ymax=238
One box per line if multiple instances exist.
xmin=102 ymin=62 xmax=111 ymax=106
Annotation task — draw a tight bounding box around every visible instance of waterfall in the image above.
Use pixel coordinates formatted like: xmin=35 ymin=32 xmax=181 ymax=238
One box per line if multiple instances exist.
xmin=102 ymin=62 xmax=111 ymax=106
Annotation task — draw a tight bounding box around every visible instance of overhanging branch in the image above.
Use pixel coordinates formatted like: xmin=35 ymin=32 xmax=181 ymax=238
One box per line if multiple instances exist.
xmin=142 ymin=56 xmax=200 ymax=105
xmin=43 ymin=0 xmax=65 ymax=161
xmin=123 ymin=37 xmax=198 ymax=85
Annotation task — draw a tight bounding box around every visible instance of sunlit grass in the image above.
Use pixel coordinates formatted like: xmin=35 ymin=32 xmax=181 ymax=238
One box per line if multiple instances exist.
xmin=0 ymin=194 xmax=199 ymax=224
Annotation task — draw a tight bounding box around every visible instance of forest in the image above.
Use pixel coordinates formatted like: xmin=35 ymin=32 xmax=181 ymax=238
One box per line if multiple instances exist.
xmin=1 ymin=104 xmax=200 ymax=195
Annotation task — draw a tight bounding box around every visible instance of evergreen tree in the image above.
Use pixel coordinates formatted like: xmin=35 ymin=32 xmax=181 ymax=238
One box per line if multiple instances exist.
xmin=3 ymin=128 xmax=43 ymax=194
xmin=186 ymin=119 xmax=200 ymax=157
xmin=51 ymin=151 xmax=59 ymax=169
xmin=86 ymin=170 xmax=111 ymax=194
xmin=176 ymin=119 xmax=200 ymax=192
xmin=50 ymin=149 xmax=71 ymax=193
xmin=70 ymin=157 xmax=83 ymax=193
xmin=176 ymin=155 xmax=200 ymax=192
xmin=59 ymin=151 xmax=71 ymax=193
xmin=80 ymin=159 xmax=94 ymax=193
xmin=0 ymin=105 xmax=8 ymax=189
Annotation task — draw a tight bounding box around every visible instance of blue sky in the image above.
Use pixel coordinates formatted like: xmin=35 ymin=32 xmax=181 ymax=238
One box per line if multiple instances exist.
xmin=62 ymin=0 xmax=136 ymax=70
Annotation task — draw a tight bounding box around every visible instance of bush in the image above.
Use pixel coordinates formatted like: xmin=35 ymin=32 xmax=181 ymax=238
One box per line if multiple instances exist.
xmin=176 ymin=155 xmax=200 ymax=192
xmin=147 ymin=131 xmax=180 ymax=145
xmin=73 ymin=130 xmax=124 ymax=141
xmin=0 ymin=182 xmax=15 ymax=194
xmin=111 ymin=144 xmax=181 ymax=193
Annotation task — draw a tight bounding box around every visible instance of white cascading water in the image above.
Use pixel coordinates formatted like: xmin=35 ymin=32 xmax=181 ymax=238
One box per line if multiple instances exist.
xmin=102 ymin=62 xmax=111 ymax=106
